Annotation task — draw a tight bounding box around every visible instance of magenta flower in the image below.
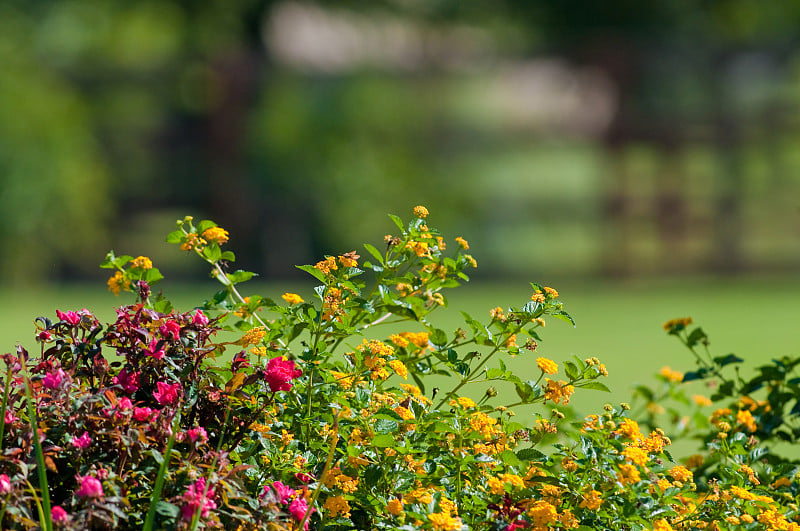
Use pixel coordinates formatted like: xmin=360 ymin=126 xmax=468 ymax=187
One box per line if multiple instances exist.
xmin=187 ymin=426 xmax=208 ymax=443
xmin=160 ymin=320 xmax=181 ymax=341
xmin=43 ymin=368 xmax=66 ymax=390
xmin=75 ymin=476 xmax=104 ymax=498
xmin=0 ymin=474 xmax=10 ymax=493
xmin=112 ymin=369 xmax=140 ymax=394
xmin=56 ymin=310 xmax=81 ymax=326
xmin=118 ymin=397 xmax=133 ymax=411
xmin=264 ymin=356 xmax=302 ymax=393
xmin=180 ymin=478 xmax=217 ymax=521
xmin=133 ymin=407 xmax=156 ymax=422
xmin=5 ymin=410 xmax=17 ymax=424
xmin=289 ymin=497 xmax=314 ymax=530
xmin=192 ymin=310 xmax=209 ymax=326
xmin=153 ymin=381 xmax=181 ymax=406
xmin=262 ymin=481 xmax=295 ymax=504
xmin=37 ymin=330 xmax=52 ymax=341
xmin=71 ymin=431 xmax=92 ymax=449
xmin=145 ymin=338 xmax=165 ymax=360
xmin=51 ymin=506 xmax=69 ymax=523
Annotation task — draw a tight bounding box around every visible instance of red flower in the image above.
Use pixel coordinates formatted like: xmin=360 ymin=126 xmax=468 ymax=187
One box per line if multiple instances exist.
xmin=264 ymin=356 xmax=302 ymax=392
xmin=56 ymin=310 xmax=81 ymax=326
xmin=112 ymin=368 xmax=140 ymax=394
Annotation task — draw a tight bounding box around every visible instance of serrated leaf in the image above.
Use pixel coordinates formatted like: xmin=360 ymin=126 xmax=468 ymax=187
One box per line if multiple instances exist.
xmin=374 ymin=419 xmax=399 ymax=434
xmin=197 ymin=219 xmax=217 ymax=232
xmin=713 ymin=353 xmax=743 ymax=367
xmin=228 ymin=270 xmax=257 ymax=284
xmin=564 ymin=361 xmax=579 ymax=380
xmin=553 ymin=310 xmax=575 ymax=327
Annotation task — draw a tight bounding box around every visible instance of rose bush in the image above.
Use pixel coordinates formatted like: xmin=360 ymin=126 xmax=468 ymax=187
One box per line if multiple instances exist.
xmin=1 ymin=207 xmax=799 ymax=530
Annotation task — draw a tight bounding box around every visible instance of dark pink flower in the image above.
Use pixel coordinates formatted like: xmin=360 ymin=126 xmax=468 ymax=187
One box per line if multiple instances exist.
xmin=160 ymin=320 xmax=181 ymax=341
xmin=5 ymin=410 xmax=17 ymax=424
xmin=37 ymin=330 xmax=52 ymax=341
xmin=71 ymin=431 xmax=91 ymax=449
xmin=262 ymin=481 xmax=295 ymax=504
xmin=295 ymin=472 xmax=314 ymax=484
xmin=112 ymin=369 xmax=140 ymax=394
xmin=180 ymin=478 xmax=217 ymax=521
xmin=187 ymin=426 xmax=207 ymax=443
xmin=145 ymin=338 xmax=165 ymax=360
xmin=192 ymin=310 xmax=209 ymax=326
xmin=51 ymin=506 xmax=69 ymax=523
xmin=118 ymin=397 xmax=133 ymax=411
xmin=43 ymin=368 xmax=66 ymax=390
xmin=264 ymin=356 xmax=302 ymax=393
xmin=289 ymin=497 xmax=313 ymax=530
xmin=0 ymin=474 xmax=10 ymax=493
xmin=56 ymin=310 xmax=81 ymax=326
xmin=133 ymin=407 xmax=156 ymax=422
xmin=75 ymin=475 xmax=104 ymax=498
xmin=153 ymin=381 xmax=181 ymax=406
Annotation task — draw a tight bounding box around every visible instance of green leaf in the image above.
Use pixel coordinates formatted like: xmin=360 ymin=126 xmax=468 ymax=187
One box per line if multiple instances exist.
xmin=143 ymin=268 xmax=164 ymax=284
xmin=296 ymin=264 xmax=327 ymax=283
xmin=552 ymin=310 xmax=575 ymax=327
xmin=388 ymin=214 xmax=405 ymax=232
xmin=220 ymin=251 xmax=236 ymax=262
xmin=374 ymin=419 xmax=399 ymax=434
xmin=564 ymin=361 xmax=579 ymax=380
xmin=370 ymin=434 xmax=395 ymax=447
xmin=686 ymin=327 xmax=707 ymax=348
xmin=499 ymin=450 xmax=522 ymax=467
xmin=713 ymin=354 xmax=743 ymax=367
xmin=429 ymin=328 xmax=448 ymax=347
xmin=197 ymin=220 xmax=217 ymax=233
xmin=154 ymin=501 xmax=179 ymax=518
xmin=363 ymin=243 xmax=385 ymax=265
xmin=579 ymin=381 xmax=611 ymax=392
xmin=203 ymin=243 xmax=222 ymax=262
xmin=227 ymin=270 xmax=257 ymax=284
xmin=165 ymin=230 xmax=184 ymax=244
xmin=682 ymin=368 xmax=709 ymax=382
xmin=516 ymin=448 xmax=547 ymax=461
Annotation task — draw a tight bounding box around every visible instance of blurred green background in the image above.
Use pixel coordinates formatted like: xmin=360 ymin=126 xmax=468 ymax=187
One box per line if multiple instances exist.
xmin=4 ymin=0 xmax=800 ymax=415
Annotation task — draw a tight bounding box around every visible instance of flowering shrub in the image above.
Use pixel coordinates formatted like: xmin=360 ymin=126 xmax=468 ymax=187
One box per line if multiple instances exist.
xmin=2 ymin=208 xmax=800 ymax=530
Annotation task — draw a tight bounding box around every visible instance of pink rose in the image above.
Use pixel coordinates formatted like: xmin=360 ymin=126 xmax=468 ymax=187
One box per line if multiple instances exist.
xmin=192 ymin=310 xmax=209 ymax=326
xmin=75 ymin=476 xmax=103 ymax=498
xmin=145 ymin=338 xmax=165 ymax=360
xmin=264 ymin=356 xmax=302 ymax=393
xmin=160 ymin=320 xmax=181 ymax=341
xmin=5 ymin=410 xmax=17 ymax=424
xmin=51 ymin=506 xmax=69 ymax=523
xmin=43 ymin=368 xmax=66 ymax=390
xmin=187 ymin=426 xmax=207 ymax=443
xmin=153 ymin=381 xmax=181 ymax=406
xmin=289 ymin=497 xmax=313 ymax=530
xmin=118 ymin=397 xmax=133 ymax=411
xmin=262 ymin=481 xmax=295 ymax=504
xmin=56 ymin=310 xmax=81 ymax=326
xmin=133 ymin=407 xmax=156 ymax=422
xmin=180 ymin=478 xmax=217 ymax=521
xmin=0 ymin=474 xmax=10 ymax=493
xmin=71 ymin=431 xmax=92 ymax=449
xmin=112 ymin=369 xmax=140 ymax=394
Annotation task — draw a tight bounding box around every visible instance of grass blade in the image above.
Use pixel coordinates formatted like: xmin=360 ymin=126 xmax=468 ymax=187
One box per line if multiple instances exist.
xmin=143 ymin=410 xmax=181 ymax=531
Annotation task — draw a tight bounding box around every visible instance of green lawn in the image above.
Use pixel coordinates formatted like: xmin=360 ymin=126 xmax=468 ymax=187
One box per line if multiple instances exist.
xmin=4 ymin=275 xmax=800 ymax=443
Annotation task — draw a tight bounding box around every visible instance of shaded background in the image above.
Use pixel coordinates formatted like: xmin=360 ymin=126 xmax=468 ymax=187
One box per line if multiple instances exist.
xmin=4 ymin=0 xmax=800 ymax=420
xmin=5 ymin=0 xmax=800 ymax=283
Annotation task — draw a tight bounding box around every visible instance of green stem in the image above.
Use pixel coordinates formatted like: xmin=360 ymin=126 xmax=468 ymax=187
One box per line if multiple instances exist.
xmin=299 ymin=413 xmax=340 ymax=531
xmin=0 ymin=367 xmax=12 ymax=451
xmin=22 ymin=369 xmax=52 ymax=531
xmin=143 ymin=409 xmax=182 ymax=531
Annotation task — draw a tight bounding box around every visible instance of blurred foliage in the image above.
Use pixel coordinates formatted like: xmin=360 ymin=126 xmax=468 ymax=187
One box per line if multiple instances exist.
xmin=3 ymin=0 xmax=800 ymax=283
